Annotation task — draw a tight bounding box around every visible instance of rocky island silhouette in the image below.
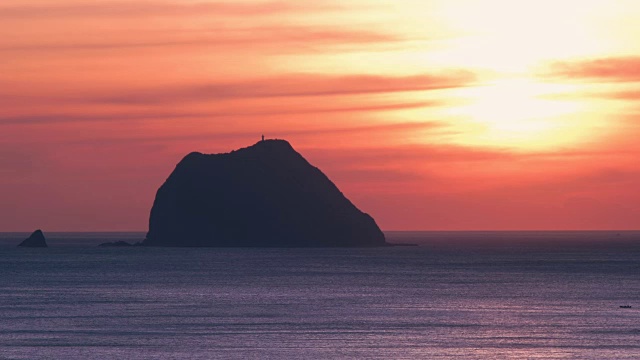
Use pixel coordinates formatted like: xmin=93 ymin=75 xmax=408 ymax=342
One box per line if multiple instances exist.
xmin=144 ymin=139 xmax=387 ymax=247
xmin=18 ymin=230 xmax=48 ymax=248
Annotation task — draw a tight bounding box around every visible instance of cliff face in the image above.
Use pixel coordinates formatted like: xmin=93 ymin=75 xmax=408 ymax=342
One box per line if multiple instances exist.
xmin=18 ymin=230 xmax=48 ymax=248
xmin=144 ymin=140 xmax=386 ymax=247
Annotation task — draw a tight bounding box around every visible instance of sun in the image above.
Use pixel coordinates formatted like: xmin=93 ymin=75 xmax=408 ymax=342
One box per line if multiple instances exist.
xmin=444 ymin=78 xmax=585 ymax=150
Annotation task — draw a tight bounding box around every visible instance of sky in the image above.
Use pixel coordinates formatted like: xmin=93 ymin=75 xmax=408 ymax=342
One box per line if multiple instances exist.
xmin=2 ymin=0 xmax=640 ymax=231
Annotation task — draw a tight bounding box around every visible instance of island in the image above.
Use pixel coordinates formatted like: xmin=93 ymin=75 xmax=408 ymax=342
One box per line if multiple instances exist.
xmin=144 ymin=139 xmax=387 ymax=247
xmin=18 ymin=229 xmax=48 ymax=248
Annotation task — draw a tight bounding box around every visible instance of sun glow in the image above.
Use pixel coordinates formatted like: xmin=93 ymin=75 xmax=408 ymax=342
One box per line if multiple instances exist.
xmin=358 ymin=0 xmax=634 ymax=152
xmin=428 ymin=0 xmax=613 ymax=72
xmin=445 ymin=78 xmax=585 ymax=150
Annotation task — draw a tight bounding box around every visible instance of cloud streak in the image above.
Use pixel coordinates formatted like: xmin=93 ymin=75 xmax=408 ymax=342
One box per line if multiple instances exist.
xmin=0 ymin=27 xmax=399 ymax=53
xmin=0 ymin=1 xmax=335 ymax=19
xmin=547 ymin=56 xmax=640 ymax=82
xmin=52 ymin=121 xmax=444 ymax=146
xmin=99 ymin=72 xmax=475 ymax=104
xmin=0 ymin=100 xmax=438 ymax=126
xmin=304 ymin=144 xmax=516 ymax=167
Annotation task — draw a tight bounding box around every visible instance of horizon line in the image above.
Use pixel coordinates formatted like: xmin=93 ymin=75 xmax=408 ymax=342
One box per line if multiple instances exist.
xmin=2 ymin=229 xmax=640 ymax=234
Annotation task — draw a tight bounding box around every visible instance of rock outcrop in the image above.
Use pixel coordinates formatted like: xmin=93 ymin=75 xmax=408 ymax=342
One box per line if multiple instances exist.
xmin=18 ymin=230 xmax=48 ymax=248
xmin=144 ymin=139 xmax=387 ymax=247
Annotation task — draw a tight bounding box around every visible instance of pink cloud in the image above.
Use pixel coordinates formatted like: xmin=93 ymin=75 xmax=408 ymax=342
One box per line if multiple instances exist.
xmin=98 ymin=72 xmax=475 ymax=104
xmin=0 ymin=26 xmax=400 ymax=53
xmin=0 ymin=100 xmax=439 ymax=126
xmin=547 ymin=56 xmax=640 ymax=82
xmin=0 ymin=1 xmax=336 ymax=18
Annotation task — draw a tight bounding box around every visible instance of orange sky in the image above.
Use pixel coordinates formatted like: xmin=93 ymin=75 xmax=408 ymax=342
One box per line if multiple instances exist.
xmin=2 ymin=0 xmax=640 ymax=231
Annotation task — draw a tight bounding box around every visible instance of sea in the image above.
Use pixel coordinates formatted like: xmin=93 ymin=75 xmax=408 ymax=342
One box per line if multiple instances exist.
xmin=0 ymin=231 xmax=639 ymax=359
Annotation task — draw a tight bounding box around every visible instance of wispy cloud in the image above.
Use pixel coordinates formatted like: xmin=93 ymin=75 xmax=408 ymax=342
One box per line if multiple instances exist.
xmin=98 ymin=72 xmax=475 ymax=104
xmin=0 ymin=100 xmax=438 ymax=126
xmin=0 ymin=1 xmax=335 ymax=19
xmin=304 ymin=144 xmax=515 ymax=166
xmin=0 ymin=1 xmax=404 ymax=55
xmin=546 ymin=56 xmax=640 ymax=82
xmin=52 ymin=121 xmax=444 ymax=146
xmin=0 ymin=72 xmax=470 ymax=117
xmin=0 ymin=27 xmax=400 ymax=53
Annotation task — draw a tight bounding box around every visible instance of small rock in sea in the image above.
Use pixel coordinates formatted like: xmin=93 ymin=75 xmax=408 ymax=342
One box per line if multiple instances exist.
xmin=18 ymin=230 xmax=48 ymax=248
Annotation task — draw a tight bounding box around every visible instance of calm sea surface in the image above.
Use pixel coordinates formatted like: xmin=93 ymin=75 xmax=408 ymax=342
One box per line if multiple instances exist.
xmin=0 ymin=231 xmax=639 ymax=359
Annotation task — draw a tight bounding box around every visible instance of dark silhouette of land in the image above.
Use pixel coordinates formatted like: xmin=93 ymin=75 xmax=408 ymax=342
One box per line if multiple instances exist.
xmin=18 ymin=230 xmax=48 ymax=248
xmin=144 ymin=139 xmax=387 ymax=247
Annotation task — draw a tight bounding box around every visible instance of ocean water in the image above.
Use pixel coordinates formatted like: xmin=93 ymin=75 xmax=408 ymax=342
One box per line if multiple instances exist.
xmin=0 ymin=231 xmax=639 ymax=359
